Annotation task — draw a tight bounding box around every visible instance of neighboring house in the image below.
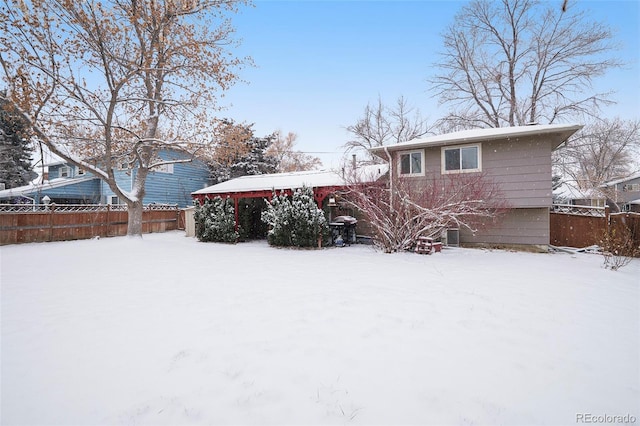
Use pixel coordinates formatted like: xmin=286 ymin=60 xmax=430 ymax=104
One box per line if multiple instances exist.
xmin=369 ymin=123 xmax=583 ymax=250
xmin=600 ymin=172 xmax=640 ymax=213
xmin=553 ymin=183 xmax=606 ymax=208
xmin=0 ymin=149 xmax=210 ymax=207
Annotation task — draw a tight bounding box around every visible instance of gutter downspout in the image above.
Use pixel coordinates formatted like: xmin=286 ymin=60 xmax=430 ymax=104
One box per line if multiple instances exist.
xmin=383 ymin=146 xmax=393 ymax=210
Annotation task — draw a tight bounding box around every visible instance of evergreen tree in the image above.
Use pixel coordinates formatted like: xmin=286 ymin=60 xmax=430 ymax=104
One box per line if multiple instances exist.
xmin=0 ymin=98 xmax=33 ymax=189
xmin=209 ymin=120 xmax=278 ymax=184
xmin=194 ymin=196 xmax=239 ymax=243
xmin=261 ymin=186 xmax=329 ymax=248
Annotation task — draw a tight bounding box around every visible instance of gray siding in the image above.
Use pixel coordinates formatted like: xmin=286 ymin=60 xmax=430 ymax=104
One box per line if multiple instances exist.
xmin=613 ymin=176 xmax=640 ymax=204
xmin=405 ymin=136 xmax=553 ymax=208
xmin=390 ymin=135 xmax=556 ymax=247
xmin=460 ymin=207 xmax=549 ymax=246
xmin=482 ymin=138 xmax=553 ymax=208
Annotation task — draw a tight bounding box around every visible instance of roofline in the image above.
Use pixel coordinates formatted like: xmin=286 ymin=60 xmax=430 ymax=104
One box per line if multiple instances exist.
xmin=369 ymin=124 xmax=583 ymax=156
xmin=0 ymin=176 xmax=101 ymax=198
xmin=601 ymin=171 xmax=640 ymax=187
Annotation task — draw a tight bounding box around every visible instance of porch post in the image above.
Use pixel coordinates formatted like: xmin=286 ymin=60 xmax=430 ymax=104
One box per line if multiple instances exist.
xmin=234 ymin=196 xmax=239 ymax=231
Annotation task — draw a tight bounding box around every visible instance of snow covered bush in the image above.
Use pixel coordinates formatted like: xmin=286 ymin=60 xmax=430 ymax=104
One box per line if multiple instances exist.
xmin=194 ymin=196 xmax=239 ymax=243
xmin=261 ymin=186 xmax=329 ymax=247
xmin=343 ymin=173 xmax=509 ymax=253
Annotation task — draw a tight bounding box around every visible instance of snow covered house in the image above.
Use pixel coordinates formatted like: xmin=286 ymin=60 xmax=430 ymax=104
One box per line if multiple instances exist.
xmin=0 ymin=149 xmax=210 ymax=207
xmin=600 ymin=172 xmax=640 ymax=213
xmin=552 ymin=183 xmax=607 ymax=208
xmin=369 ymin=123 xmax=583 ymax=250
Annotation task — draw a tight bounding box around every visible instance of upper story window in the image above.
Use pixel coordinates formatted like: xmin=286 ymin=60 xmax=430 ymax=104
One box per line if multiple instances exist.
xmin=622 ymin=183 xmax=640 ymax=192
xmin=399 ymin=150 xmax=424 ymax=176
xmin=152 ymin=163 xmax=174 ymax=174
xmin=59 ymin=166 xmax=71 ymax=178
xmin=76 ymin=167 xmax=86 ymax=176
xmin=442 ymin=144 xmax=482 ymax=174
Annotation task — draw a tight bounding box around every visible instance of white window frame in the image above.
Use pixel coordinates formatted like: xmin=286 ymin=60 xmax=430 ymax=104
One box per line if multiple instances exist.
xmin=441 ymin=143 xmax=482 ymax=174
xmin=108 ymin=195 xmax=120 ymax=205
xmin=59 ymin=166 xmax=71 ymax=178
xmin=398 ymin=150 xmax=425 ymax=176
xmin=76 ymin=167 xmax=85 ymax=176
xmin=151 ymin=163 xmax=174 ymax=174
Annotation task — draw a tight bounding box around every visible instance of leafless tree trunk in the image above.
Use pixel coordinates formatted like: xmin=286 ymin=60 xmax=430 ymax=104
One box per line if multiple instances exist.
xmin=344 ymin=96 xmax=432 ymax=165
xmin=0 ymin=0 xmax=249 ymax=236
xmin=430 ymin=0 xmax=620 ymax=129
xmin=343 ymin=173 xmax=509 ymax=253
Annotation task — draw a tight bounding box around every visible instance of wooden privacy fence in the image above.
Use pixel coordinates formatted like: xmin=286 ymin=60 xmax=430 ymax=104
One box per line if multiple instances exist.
xmin=550 ymin=204 xmax=640 ymax=252
xmin=0 ymin=204 xmax=182 ymax=245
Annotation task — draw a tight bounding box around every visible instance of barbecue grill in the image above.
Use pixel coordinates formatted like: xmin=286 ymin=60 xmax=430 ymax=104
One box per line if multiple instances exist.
xmin=329 ymin=215 xmax=357 ymax=246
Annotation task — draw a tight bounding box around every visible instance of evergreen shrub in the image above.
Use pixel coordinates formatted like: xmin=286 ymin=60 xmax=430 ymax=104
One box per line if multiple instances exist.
xmin=194 ymin=196 xmax=239 ymax=243
xmin=261 ymin=186 xmax=329 ymax=247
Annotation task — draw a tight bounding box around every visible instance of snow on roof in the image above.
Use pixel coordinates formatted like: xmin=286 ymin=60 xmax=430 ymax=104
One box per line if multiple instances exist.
xmin=601 ymin=171 xmax=640 ymax=187
xmin=369 ymin=123 xmax=583 ymax=155
xmin=0 ymin=176 xmax=100 ymax=199
xmin=629 ymin=198 xmax=640 ymax=205
xmin=193 ymin=164 xmax=388 ymax=195
xmin=553 ymin=182 xmax=606 ymax=201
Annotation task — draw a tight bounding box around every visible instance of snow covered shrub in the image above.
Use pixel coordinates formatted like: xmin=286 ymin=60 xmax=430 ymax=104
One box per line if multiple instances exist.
xmin=194 ymin=197 xmax=239 ymax=243
xmin=343 ymin=173 xmax=509 ymax=253
xmin=261 ymin=186 xmax=329 ymax=247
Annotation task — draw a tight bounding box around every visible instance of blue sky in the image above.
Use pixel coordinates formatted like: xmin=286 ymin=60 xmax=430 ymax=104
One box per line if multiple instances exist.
xmin=221 ymin=0 xmax=640 ymax=168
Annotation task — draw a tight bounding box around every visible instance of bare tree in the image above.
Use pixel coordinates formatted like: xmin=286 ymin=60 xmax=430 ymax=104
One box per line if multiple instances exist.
xmin=344 ymin=96 xmax=432 ymax=164
xmin=430 ymin=0 xmax=620 ymax=128
xmin=343 ymin=173 xmax=509 ymax=253
xmin=266 ymin=131 xmax=322 ymax=172
xmin=555 ymin=118 xmax=640 ymax=191
xmin=0 ymin=0 xmax=249 ymax=235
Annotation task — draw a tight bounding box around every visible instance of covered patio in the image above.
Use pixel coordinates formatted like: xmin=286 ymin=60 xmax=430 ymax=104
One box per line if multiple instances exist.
xmin=191 ymin=167 xmax=387 ymax=236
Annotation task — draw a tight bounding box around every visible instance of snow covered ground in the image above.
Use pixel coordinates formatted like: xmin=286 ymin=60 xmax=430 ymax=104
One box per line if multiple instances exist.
xmin=1 ymin=231 xmax=638 ymax=425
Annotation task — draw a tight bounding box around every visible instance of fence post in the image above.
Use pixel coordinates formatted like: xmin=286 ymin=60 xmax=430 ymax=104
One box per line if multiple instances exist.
xmin=48 ymin=204 xmax=55 ymax=242
xmin=106 ymin=204 xmax=110 ymax=237
xmin=605 ymin=205 xmax=611 ymax=236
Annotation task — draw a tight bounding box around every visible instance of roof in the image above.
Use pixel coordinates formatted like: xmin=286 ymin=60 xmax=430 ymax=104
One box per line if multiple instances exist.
xmin=601 ymin=171 xmax=640 ymax=187
xmin=553 ymin=182 xmax=606 ymax=201
xmin=0 ymin=176 xmax=100 ymax=199
xmin=369 ymin=123 xmax=583 ymax=156
xmin=193 ymin=164 xmax=388 ymax=196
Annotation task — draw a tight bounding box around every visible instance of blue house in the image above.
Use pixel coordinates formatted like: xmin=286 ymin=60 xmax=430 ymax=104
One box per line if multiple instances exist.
xmin=0 ymin=149 xmax=210 ymax=207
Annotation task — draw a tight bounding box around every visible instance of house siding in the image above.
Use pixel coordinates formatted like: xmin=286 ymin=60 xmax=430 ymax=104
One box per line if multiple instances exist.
xmin=612 ymin=176 xmax=640 ymax=205
xmin=100 ymin=151 xmax=210 ymax=207
xmin=411 ymin=136 xmax=552 ymax=208
xmin=35 ymin=178 xmax=101 ymax=203
xmin=389 ymin=134 xmax=557 ymax=247
xmin=143 ymin=160 xmax=210 ymax=207
xmin=460 ymin=207 xmax=549 ymax=247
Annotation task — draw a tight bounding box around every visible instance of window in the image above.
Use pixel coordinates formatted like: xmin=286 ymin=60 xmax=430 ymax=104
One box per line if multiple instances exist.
xmin=151 ymin=163 xmax=174 ymax=174
xmin=108 ymin=196 xmax=120 ymax=205
xmin=622 ymin=183 xmax=640 ymax=192
xmin=59 ymin=166 xmax=71 ymax=178
xmin=399 ymin=150 xmax=424 ymax=176
xmin=77 ymin=167 xmax=85 ymax=176
xmin=442 ymin=144 xmax=481 ymax=174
